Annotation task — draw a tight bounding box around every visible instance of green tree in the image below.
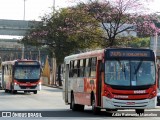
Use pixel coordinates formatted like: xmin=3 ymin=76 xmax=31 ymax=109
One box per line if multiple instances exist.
xmin=22 ymin=8 xmax=103 ymax=86
xmin=128 ymin=37 xmax=150 ymax=48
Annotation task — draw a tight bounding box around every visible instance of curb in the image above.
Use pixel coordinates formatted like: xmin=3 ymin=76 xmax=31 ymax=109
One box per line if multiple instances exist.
xmin=51 ymin=85 xmax=63 ymax=89
xmin=43 ymin=84 xmax=62 ymax=89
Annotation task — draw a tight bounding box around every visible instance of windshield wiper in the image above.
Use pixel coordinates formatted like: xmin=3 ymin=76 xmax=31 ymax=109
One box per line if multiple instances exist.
xmin=116 ymin=59 xmax=124 ymax=71
xmin=116 ymin=58 xmax=126 ymax=79
xmin=134 ymin=59 xmax=143 ymax=75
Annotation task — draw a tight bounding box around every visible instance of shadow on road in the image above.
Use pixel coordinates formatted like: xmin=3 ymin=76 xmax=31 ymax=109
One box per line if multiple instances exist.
xmin=44 ymin=110 xmax=112 ymax=117
xmin=0 ymin=90 xmax=34 ymax=96
xmin=8 ymin=109 xmax=159 ymax=117
xmin=41 ymin=86 xmax=62 ymax=93
xmin=37 ymin=109 xmax=160 ymax=117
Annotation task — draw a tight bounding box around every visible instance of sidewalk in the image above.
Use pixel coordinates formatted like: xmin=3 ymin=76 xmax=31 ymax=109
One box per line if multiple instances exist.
xmin=43 ymin=84 xmax=63 ymax=89
xmin=51 ymin=84 xmax=63 ymax=89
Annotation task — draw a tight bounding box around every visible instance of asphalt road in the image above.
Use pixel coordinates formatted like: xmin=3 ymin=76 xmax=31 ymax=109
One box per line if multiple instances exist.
xmin=0 ymin=86 xmax=159 ymax=120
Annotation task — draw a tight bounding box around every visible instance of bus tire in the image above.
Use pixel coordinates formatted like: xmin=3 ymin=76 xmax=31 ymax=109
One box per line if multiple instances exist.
xmin=14 ymin=90 xmax=17 ymax=94
xmin=70 ymin=93 xmax=78 ymax=111
xmin=34 ymin=91 xmax=37 ymax=94
xmin=77 ymin=104 xmax=84 ymax=111
xmin=91 ymin=99 xmax=100 ymax=114
xmin=135 ymin=109 xmax=144 ymax=114
xmin=11 ymin=89 xmax=17 ymax=94
xmin=5 ymin=89 xmax=8 ymax=93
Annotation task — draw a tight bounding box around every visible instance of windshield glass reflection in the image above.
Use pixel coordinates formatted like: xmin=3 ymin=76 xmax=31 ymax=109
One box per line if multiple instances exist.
xmin=105 ymin=60 xmax=155 ymax=86
xmin=14 ymin=67 xmax=40 ymax=79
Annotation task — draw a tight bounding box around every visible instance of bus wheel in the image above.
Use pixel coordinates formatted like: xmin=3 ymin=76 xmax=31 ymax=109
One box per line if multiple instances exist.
xmin=11 ymin=90 xmax=17 ymax=94
xmin=24 ymin=91 xmax=28 ymax=94
xmin=91 ymin=99 xmax=100 ymax=114
xmin=135 ymin=109 xmax=144 ymax=114
xmin=70 ymin=93 xmax=78 ymax=111
xmin=78 ymin=104 xmax=84 ymax=111
xmin=5 ymin=89 xmax=8 ymax=93
xmin=34 ymin=91 xmax=37 ymax=94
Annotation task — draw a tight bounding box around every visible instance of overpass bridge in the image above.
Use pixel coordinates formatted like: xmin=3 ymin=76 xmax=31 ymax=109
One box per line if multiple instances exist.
xmin=0 ymin=19 xmax=42 ymax=36
xmin=0 ymin=19 xmax=48 ymax=65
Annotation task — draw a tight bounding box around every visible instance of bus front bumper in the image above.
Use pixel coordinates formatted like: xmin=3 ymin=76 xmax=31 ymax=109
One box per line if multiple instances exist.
xmin=102 ymin=96 xmax=156 ymax=109
xmin=14 ymin=84 xmax=41 ymax=91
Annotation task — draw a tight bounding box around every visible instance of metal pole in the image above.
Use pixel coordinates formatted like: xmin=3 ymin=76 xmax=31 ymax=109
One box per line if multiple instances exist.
xmin=52 ymin=0 xmax=56 ymax=85
xmin=22 ymin=45 xmax=24 ymax=59
xmin=39 ymin=49 xmax=41 ymax=63
xmin=53 ymin=0 xmax=55 ymax=12
xmin=22 ymin=0 xmax=26 ymax=59
xmin=24 ymin=0 xmax=26 ymax=20
xmin=155 ymin=32 xmax=158 ymax=64
xmin=154 ymin=32 xmax=158 ymax=58
xmin=155 ymin=12 xmax=160 ymax=63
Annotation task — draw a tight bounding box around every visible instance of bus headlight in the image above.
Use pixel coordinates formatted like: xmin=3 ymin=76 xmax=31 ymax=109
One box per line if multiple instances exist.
xmin=14 ymin=80 xmax=18 ymax=85
xmin=39 ymin=82 xmax=41 ymax=85
xmin=104 ymin=90 xmax=113 ymax=99
xmin=148 ymin=90 xmax=156 ymax=99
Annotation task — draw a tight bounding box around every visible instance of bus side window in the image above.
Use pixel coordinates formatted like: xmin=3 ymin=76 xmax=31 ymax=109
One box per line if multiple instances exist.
xmin=8 ymin=65 xmax=12 ymax=76
xmin=77 ymin=60 xmax=80 ymax=77
xmin=85 ymin=58 xmax=91 ymax=77
xmin=73 ymin=60 xmax=78 ymax=77
xmin=79 ymin=59 xmax=84 ymax=77
xmin=6 ymin=65 xmax=9 ymax=75
xmin=90 ymin=57 xmax=97 ymax=77
xmin=69 ymin=61 xmax=73 ymax=78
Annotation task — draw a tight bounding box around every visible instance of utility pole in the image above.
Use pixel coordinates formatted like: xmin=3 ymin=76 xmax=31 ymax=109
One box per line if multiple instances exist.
xmin=53 ymin=0 xmax=55 ymax=12
xmin=51 ymin=0 xmax=57 ymax=85
xmin=22 ymin=0 xmax=26 ymax=59
xmin=23 ymin=0 xmax=26 ymax=20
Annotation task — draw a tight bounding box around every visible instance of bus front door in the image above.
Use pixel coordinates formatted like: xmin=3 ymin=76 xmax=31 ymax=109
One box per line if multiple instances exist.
xmin=97 ymin=60 xmax=103 ymax=107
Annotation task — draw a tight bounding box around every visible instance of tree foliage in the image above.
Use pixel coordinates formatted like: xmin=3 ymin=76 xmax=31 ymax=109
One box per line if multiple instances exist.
xmin=63 ymin=0 xmax=160 ymax=46
xmin=22 ymin=0 xmax=160 ymax=63
xmin=128 ymin=37 xmax=150 ymax=48
xmin=22 ymin=8 xmax=103 ymax=65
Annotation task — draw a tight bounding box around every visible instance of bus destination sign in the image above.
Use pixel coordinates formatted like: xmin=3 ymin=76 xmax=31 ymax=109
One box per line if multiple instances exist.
xmin=17 ymin=62 xmax=39 ymax=65
xmin=109 ymin=50 xmax=151 ymax=58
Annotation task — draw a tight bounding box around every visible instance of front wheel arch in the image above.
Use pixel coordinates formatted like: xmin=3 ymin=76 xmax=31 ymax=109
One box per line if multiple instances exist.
xmin=91 ymin=92 xmax=100 ymax=114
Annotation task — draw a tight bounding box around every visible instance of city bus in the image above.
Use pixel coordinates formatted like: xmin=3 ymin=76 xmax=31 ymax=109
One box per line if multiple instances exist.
xmin=2 ymin=59 xmax=41 ymax=94
xmin=63 ymin=48 xmax=157 ymax=114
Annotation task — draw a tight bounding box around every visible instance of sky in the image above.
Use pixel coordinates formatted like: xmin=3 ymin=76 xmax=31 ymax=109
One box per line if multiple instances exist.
xmin=0 ymin=0 xmax=159 ymax=40
xmin=0 ymin=0 xmax=81 ymax=39
xmin=0 ymin=0 xmax=78 ymax=21
xmin=148 ymin=0 xmax=160 ymax=13
xmin=0 ymin=0 xmax=159 ymax=21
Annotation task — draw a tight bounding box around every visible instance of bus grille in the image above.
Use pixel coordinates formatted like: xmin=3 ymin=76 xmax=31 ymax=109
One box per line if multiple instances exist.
xmin=19 ymin=86 xmax=37 ymax=89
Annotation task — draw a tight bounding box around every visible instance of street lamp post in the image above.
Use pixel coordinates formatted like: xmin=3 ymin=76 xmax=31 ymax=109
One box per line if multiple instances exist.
xmin=22 ymin=45 xmax=25 ymax=59
xmin=53 ymin=0 xmax=55 ymax=12
xmin=154 ymin=32 xmax=158 ymax=57
xmin=24 ymin=0 xmax=26 ymax=20
xmin=38 ymin=48 xmax=41 ymax=63
xmin=154 ymin=12 xmax=160 ymax=59
xmin=22 ymin=0 xmax=26 ymax=59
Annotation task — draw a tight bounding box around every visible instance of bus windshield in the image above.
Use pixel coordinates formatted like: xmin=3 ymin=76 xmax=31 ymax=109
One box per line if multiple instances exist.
xmin=105 ymin=60 xmax=156 ymax=86
xmin=14 ymin=66 xmax=40 ymax=80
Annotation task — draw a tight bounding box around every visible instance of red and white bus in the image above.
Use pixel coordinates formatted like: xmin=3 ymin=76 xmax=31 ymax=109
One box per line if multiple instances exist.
xmin=63 ymin=48 xmax=157 ymax=114
xmin=2 ymin=59 xmax=41 ymax=94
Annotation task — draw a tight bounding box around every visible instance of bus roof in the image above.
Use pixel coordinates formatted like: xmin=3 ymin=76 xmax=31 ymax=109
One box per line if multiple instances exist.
xmin=64 ymin=47 xmax=154 ymax=64
xmin=2 ymin=59 xmax=40 ymax=66
xmin=64 ymin=49 xmax=104 ymax=64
